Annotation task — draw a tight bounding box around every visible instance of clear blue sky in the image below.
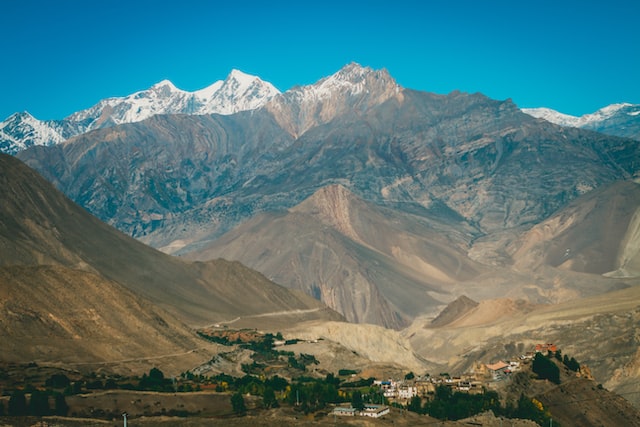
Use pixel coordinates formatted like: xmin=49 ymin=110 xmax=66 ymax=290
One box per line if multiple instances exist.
xmin=2 ymin=0 xmax=639 ymax=120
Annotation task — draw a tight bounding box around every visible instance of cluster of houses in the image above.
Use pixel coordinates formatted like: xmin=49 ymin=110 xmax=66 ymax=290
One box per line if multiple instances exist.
xmin=331 ymin=343 xmax=557 ymax=418
xmin=373 ymin=375 xmax=484 ymax=401
xmin=483 ymin=343 xmax=558 ymax=381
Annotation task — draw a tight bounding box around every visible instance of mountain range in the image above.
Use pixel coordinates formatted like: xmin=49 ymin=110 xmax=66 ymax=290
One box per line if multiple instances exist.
xmin=3 ymin=63 xmax=640 ymax=409
xmin=4 ymin=65 xmax=639 ymax=156
xmin=15 ymin=63 xmax=640 ymax=331
xmin=0 ymin=70 xmax=279 ymax=155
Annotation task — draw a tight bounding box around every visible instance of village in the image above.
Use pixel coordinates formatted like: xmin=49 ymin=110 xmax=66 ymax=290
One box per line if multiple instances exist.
xmin=330 ymin=343 xmax=557 ymax=418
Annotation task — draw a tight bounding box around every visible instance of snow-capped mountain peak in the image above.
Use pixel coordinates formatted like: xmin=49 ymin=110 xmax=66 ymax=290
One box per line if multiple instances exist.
xmin=0 ymin=111 xmax=66 ymax=155
xmin=197 ymin=69 xmax=281 ymax=115
xmin=226 ymin=69 xmax=259 ymax=86
xmin=1 ymin=70 xmax=282 ymax=155
xmin=149 ymin=79 xmax=184 ymax=94
xmin=265 ymin=63 xmax=401 ymax=137
xmin=152 ymin=79 xmax=177 ymax=88
xmin=312 ymin=62 xmax=398 ymax=99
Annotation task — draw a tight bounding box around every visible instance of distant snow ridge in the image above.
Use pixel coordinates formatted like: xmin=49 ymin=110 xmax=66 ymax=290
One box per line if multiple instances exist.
xmin=0 ymin=70 xmax=281 ymax=155
xmin=522 ymin=103 xmax=640 ymax=130
xmin=65 ymin=69 xmax=280 ymax=131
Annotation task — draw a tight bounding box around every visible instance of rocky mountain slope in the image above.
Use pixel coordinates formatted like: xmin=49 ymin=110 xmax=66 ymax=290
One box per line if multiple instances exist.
xmin=0 ymin=70 xmax=279 ymax=155
xmin=15 ymin=64 xmax=640 ymax=329
xmin=186 ymin=184 xmax=486 ymax=328
xmin=0 ymin=153 xmax=340 ymax=368
xmin=523 ymin=102 xmax=640 ymax=140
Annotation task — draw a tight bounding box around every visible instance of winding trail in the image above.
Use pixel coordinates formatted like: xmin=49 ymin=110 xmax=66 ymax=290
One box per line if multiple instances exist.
xmin=204 ymin=307 xmax=322 ymax=327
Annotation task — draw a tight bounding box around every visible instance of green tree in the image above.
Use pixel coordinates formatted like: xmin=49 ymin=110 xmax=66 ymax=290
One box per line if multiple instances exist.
xmin=435 ymin=384 xmax=453 ymax=401
xmin=149 ymin=367 xmax=164 ymax=381
xmin=567 ymin=357 xmax=580 ymax=372
xmin=104 ymin=378 xmax=118 ymax=389
xmin=532 ymin=352 xmax=560 ymax=384
xmin=29 ymin=390 xmax=51 ymax=416
xmin=139 ymin=367 xmax=170 ymax=391
xmin=408 ymin=395 xmax=423 ymax=413
xmin=554 ymin=349 xmax=562 ymax=361
xmin=405 ymin=371 xmax=415 ymax=380
xmin=325 ymin=373 xmax=340 ymax=387
xmin=263 ymin=387 xmax=278 ymax=408
xmin=231 ymin=392 xmax=246 ymax=415
xmin=351 ymin=390 xmax=364 ymax=411
xmin=45 ymin=374 xmax=71 ymax=389
xmin=8 ymin=390 xmax=27 ymax=416
xmin=265 ymin=375 xmax=288 ymax=391
xmin=54 ymin=393 xmax=69 ymax=416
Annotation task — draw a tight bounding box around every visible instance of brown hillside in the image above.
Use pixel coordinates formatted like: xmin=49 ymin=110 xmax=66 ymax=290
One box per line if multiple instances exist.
xmin=0 ymin=265 xmax=211 ymax=374
xmin=186 ymin=184 xmax=487 ymax=328
xmin=0 ymin=153 xmax=340 ymax=370
xmin=0 ymin=153 xmax=340 ymax=327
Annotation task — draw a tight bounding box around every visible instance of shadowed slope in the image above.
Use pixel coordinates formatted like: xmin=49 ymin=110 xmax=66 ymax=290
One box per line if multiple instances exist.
xmin=0 ymin=153 xmax=340 ymax=332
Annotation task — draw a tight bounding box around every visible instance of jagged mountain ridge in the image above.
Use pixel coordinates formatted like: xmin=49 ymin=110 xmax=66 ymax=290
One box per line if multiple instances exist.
xmin=0 ymin=111 xmax=67 ymax=155
xmin=266 ymin=62 xmax=401 ymax=137
xmin=523 ymin=103 xmax=640 ymax=140
xmin=16 ymin=64 xmax=640 ymax=328
xmin=0 ymin=69 xmax=280 ymax=155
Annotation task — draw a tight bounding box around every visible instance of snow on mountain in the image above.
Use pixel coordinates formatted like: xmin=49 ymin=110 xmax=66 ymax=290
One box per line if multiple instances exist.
xmin=1 ymin=70 xmax=281 ymax=155
xmin=521 ymin=107 xmax=584 ymax=127
xmin=266 ymin=62 xmax=401 ymax=137
xmin=0 ymin=112 xmax=66 ymax=155
xmin=197 ymin=69 xmax=280 ymax=115
xmin=522 ymin=103 xmax=640 ymax=140
xmin=65 ymin=70 xmax=280 ymax=132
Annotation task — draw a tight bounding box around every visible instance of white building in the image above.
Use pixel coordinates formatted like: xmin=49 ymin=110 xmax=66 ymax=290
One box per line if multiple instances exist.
xmin=397 ymin=385 xmax=417 ymax=399
xmin=332 ymin=406 xmax=356 ymax=416
xmin=360 ymin=404 xmax=390 ymax=418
